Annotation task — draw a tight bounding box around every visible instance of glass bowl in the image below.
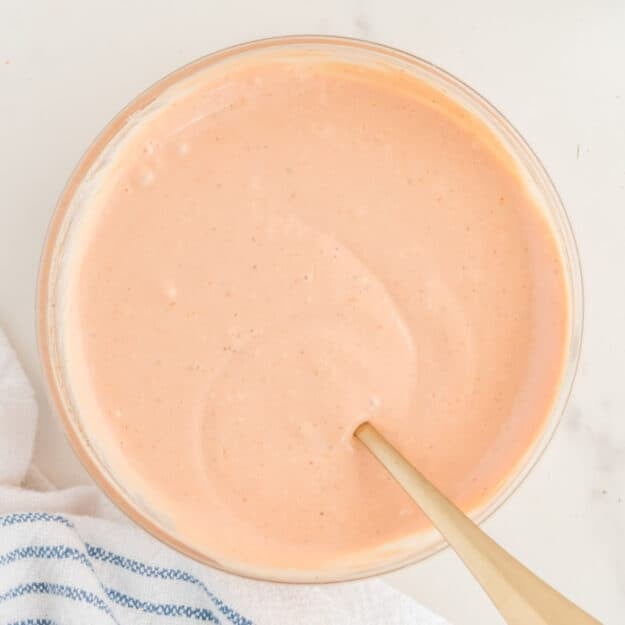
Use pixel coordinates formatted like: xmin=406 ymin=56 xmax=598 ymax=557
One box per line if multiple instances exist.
xmin=37 ymin=35 xmax=583 ymax=583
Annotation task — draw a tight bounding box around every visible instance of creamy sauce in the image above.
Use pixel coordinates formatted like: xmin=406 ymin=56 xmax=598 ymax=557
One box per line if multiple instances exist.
xmin=61 ymin=52 xmax=569 ymax=570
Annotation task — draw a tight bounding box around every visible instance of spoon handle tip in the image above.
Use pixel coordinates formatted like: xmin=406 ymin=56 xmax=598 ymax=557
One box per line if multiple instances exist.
xmin=355 ymin=421 xmax=601 ymax=625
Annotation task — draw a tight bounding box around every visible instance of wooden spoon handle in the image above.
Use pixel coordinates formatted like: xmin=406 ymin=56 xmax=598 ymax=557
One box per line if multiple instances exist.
xmin=355 ymin=422 xmax=601 ymax=625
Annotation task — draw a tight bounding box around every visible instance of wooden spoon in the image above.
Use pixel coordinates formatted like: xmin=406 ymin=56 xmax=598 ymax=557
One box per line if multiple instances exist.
xmin=354 ymin=422 xmax=601 ymax=625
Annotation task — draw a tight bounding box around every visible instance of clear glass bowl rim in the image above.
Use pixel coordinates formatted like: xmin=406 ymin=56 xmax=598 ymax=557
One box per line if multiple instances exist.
xmin=36 ymin=34 xmax=584 ymax=584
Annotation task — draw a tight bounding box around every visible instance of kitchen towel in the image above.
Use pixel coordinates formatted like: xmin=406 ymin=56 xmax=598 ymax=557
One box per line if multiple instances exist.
xmin=0 ymin=329 xmax=449 ymax=625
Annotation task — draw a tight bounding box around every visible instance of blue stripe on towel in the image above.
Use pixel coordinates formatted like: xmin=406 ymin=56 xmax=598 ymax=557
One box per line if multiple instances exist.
xmin=0 ymin=512 xmax=72 ymax=528
xmin=7 ymin=620 xmax=57 ymax=625
xmin=104 ymin=588 xmax=219 ymax=622
xmin=0 ymin=545 xmax=89 ymax=568
xmin=0 ymin=582 xmax=114 ymax=618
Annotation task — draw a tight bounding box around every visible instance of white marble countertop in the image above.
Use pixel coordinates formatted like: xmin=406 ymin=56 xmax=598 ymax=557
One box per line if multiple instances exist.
xmin=1 ymin=2 xmax=623 ymax=623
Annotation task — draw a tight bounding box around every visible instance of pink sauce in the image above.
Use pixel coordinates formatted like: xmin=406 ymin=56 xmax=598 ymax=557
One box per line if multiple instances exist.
xmin=61 ymin=51 xmax=569 ymax=571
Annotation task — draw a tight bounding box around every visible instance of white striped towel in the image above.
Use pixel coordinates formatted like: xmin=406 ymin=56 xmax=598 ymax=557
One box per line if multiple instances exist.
xmin=0 ymin=329 xmax=449 ymax=625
